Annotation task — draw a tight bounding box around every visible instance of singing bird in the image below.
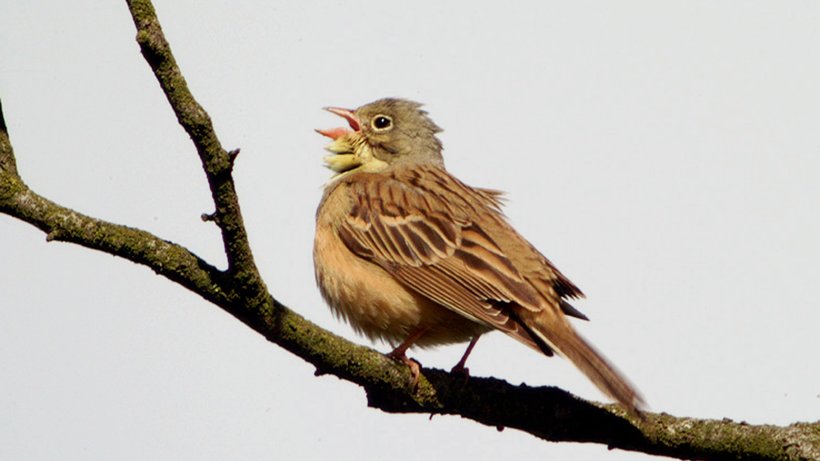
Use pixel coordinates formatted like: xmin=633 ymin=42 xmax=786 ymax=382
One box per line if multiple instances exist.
xmin=313 ymin=98 xmax=643 ymax=412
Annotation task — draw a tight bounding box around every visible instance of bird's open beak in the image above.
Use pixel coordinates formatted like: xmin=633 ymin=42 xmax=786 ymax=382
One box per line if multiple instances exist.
xmin=318 ymin=106 xmax=365 ymax=175
xmin=316 ymin=107 xmax=360 ymax=140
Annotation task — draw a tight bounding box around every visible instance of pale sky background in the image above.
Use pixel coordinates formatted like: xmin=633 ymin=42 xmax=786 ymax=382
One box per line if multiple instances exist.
xmin=1 ymin=1 xmax=819 ymax=460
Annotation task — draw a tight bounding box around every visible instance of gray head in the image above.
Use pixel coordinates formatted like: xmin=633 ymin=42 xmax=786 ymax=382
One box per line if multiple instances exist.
xmin=318 ymin=98 xmax=444 ymax=178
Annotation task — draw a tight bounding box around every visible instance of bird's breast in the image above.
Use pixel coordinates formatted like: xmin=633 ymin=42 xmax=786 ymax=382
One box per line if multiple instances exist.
xmin=313 ymin=182 xmax=487 ymax=346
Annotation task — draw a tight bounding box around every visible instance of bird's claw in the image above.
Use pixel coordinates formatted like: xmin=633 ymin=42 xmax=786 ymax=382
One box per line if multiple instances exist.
xmin=450 ymin=363 xmax=471 ymax=385
xmin=387 ymin=350 xmax=421 ymax=388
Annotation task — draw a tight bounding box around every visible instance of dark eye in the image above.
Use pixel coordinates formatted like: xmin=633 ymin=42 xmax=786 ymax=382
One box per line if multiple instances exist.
xmin=372 ymin=115 xmax=393 ymax=131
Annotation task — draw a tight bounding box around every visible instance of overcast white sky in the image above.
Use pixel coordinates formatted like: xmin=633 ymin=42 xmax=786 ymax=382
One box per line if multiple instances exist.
xmin=1 ymin=1 xmax=818 ymax=460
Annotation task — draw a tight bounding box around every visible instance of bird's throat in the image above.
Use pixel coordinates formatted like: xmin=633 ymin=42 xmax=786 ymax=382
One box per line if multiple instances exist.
xmin=324 ymin=153 xmax=361 ymax=174
xmin=323 ymin=136 xmax=388 ymax=181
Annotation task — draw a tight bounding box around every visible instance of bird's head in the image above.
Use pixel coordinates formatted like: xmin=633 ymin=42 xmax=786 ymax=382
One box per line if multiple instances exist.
xmin=317 ymin=98 xmax=443 ymax=180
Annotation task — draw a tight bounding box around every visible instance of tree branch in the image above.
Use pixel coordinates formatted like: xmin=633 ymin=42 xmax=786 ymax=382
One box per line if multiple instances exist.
xmin=0 ymin=2 xmax=816 ymax=460
xmin=125 ymin=0 xmax=262 ymax=292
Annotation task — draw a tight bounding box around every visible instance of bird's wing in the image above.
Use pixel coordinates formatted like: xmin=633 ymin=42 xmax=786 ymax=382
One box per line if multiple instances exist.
xmin=336 ymin=166 xmax=580 ymax=350
xmin=469 ymin=185 xmax=584 ymax=302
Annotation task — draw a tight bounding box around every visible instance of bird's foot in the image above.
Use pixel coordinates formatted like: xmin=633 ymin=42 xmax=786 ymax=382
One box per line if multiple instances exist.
xmin=449 ymin=363 xmax=471 ymax=385
xmin=386 ymin=329 xmax=427 ymax=388
xmin=449 ymin=335 xmax=480 ymax=384
xmin=386 ymin=349 xmax=421 ymax=388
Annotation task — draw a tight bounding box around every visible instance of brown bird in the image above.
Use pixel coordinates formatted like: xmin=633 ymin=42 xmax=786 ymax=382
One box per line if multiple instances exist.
xmin=313 ymin=98 xmax=643 ymax=412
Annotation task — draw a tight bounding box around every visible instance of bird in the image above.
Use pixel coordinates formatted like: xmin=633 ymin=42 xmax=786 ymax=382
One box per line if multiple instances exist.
xmin=313 ymin=98 xmax=643 ymax=413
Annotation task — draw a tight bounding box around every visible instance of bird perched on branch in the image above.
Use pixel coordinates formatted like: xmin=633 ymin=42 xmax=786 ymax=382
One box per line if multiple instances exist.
xmin=313 ymin=98 xmax=643 ymax=413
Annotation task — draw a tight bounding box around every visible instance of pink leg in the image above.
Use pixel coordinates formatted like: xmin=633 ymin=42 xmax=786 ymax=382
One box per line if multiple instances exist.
xmin=450 ymin=335 xmax=481 ymax=376
xmin=387 ymin=329 xmax=427 ymax=386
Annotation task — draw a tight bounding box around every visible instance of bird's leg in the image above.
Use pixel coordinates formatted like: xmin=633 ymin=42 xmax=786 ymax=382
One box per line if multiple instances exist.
xmin=450 ymin=335 xmax=481 ymax=378
xmin=387 ymin=328 xmax=427 ymax=386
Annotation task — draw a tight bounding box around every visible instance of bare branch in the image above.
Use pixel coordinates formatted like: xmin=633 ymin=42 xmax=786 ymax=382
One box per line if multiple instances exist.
xmin=125 ymin=0 xmax=262 ymax=290
xmin=0 ymin=99 xmax=18 ymax=177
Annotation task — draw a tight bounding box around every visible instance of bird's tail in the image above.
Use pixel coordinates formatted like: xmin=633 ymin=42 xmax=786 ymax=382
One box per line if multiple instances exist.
xmin=527 ymin=315 xmax=644 ymax=414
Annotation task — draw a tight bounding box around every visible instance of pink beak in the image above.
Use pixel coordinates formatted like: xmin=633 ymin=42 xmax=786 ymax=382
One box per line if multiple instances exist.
xmin=316 ymin=107 xmax=361 ymax=140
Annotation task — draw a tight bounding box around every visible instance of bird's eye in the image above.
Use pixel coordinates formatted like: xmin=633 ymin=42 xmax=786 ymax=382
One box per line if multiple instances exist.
xmin=371 ymin=115 xmax=393 ymax=131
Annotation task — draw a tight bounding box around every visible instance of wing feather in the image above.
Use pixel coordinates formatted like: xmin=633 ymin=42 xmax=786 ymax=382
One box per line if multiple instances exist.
xmin=338 ymin=170 xmax=541 ymax=336
xmin=393 ymin=264 xmax=545 ymax=352
xmin=336 ymin=165 xmax=585 ymax=348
